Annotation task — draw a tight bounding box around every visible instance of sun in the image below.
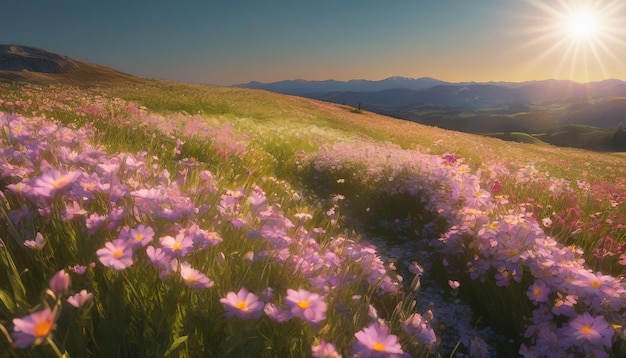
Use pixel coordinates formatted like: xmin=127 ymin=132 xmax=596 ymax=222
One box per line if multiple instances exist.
xmin=564 ymin=8 xmax=599 ymax=40
xmin=522 ymin=0 xmax=626 ymax=82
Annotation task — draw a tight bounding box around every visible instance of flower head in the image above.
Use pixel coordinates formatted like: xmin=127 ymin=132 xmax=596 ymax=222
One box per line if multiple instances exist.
xmin=179 ymin=262 xmax=214 ymax=290
xmin=24 ymin=232 xmax=46 ymax=250
xmin=160 ymin=232 xmax=193 ymax=257
xmin=124 ymin=224 xmax=155 ymax=247
xmin=564 ymin=312 xmax=613 ymax=351
xmin=96 ymin=239 xmax=133 ymax=270
xmin=264 ymin=303 xmax=292 ymax=322
xmin=285 ymin=288 xmax=327 ymax=324
xmin=31 ymin=170 xmax=80 ymax=199
xmin=67 ymin=290 xmax=93 ymax=308
xmin=11 ymin=307 xmax=57 ymax=348
xmin=312 ymin=340 xmax=342 ymax=358
xmin=353 ymin=322 xmax=404 ymax=357
xmin=49 ymin=270 xmax=70 ymax=296
xmin=220 ymin=287 xmax=264 ymax=319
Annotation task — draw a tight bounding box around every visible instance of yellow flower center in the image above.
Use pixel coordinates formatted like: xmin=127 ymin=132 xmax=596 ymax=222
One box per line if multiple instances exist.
xmin=505 ymin=248 xmax=519 ymax=257
xmin=581 ymin=325 xmax=592 ymax=335
xmin=591 ymin=280 xmax=601 ymax=289
xmin=372 ymin=343 xmax=386 ymax=352
xmin=134 ymin=233 xmax=144 ymax=242
xmin=113 ymin=249 xmax=123 ymax=259
xmin=173 ymin=242 xmax=181 ymax=251
xmin=533 ymin=287 xmax=542 ymax=297
xmin=34 ymin=318 xmax=53 ymax=337
xmin=236 ymin=301 xmax=248 ymax=311
xmin=187 ymin=274 xmax=196 ymax=282
xmin=52 ymin=176 xmax=72 ymax=189
xmin=297 ymin=300 xmax=310 ymax=309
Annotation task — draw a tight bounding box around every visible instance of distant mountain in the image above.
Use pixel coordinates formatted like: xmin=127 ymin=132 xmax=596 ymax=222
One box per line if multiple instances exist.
xmin=237 ymin=76 xmax=626 ymax=133
xmin=0 ymin=44 xmax=142 ymax=86
xmin=234 ymin=76 xmax=449 ymax=94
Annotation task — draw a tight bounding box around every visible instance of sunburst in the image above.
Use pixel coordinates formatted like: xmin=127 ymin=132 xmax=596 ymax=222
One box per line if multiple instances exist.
xmin=522 ymin=0 xmax=626 ymax=82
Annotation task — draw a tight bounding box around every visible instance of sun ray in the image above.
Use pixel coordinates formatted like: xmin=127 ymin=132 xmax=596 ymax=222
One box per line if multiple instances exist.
xmin=521 ymin=0 xmax=626 ymax=82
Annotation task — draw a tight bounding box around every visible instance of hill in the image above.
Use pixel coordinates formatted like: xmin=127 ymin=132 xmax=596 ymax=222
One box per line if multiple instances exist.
xmin=0 ymin=44 xmax=144 ymax=86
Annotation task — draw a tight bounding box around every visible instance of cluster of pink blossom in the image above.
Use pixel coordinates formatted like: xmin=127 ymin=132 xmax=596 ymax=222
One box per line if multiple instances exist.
xmin=0 ymin=110 xmax=425 ymax=356
xmin=304 ymin=141 xmax=626 ymax=356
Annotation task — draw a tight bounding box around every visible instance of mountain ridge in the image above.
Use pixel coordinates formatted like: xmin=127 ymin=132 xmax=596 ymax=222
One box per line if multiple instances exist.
xmin=0 ymin=44 xmax=144 ymax=86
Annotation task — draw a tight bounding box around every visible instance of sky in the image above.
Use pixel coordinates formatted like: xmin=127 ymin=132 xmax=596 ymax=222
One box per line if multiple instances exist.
xmin=2 ymin=0 xmax=626 ymax=86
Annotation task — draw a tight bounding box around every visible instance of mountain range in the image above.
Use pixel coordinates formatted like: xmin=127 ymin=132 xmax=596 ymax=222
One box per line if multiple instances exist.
xmin=235 ymin=77 xmax=626 ymax=113
xmin=235 ymin=77 xmax=626 ymax=143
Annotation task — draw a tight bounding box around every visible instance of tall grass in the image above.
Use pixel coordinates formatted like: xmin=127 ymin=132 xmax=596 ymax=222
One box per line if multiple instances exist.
xmin=0 ymin=81 xmax=625 ymax=357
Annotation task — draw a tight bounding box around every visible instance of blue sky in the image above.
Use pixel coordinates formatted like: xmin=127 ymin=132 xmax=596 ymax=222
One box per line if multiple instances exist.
xmin=2 ymin=0 xmax=625 ymax=85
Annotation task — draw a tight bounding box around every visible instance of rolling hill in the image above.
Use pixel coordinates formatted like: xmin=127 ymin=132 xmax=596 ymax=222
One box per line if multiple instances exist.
xmin=0 ymin=44 xmax=144 ymax=86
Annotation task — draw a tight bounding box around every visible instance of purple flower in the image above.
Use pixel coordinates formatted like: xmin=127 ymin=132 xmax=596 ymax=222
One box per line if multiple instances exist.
xmin=49 ymin=270 xmax=70 ymax=296
xmin=179 ymin=262 xmax=214 ymax=290
xmin=403 ymin=313 xmax=437 ymax=349
xmin=527 ymin=280 xmax=550 ymax=304
xmin=220 ymin=287 xmax=264 ymax=319
xmin=31 ymin=170 xmax=80 ymax=199
xmin=563 ymin=312 xmax=613 ymax=352
xmin=24 ymin=232 xmax=46 ymax=250
xmin=96 ymin=239 xmax=133 ymax=270
xmin=11 ymin=307 xmax=57 ymax=348
xmin=263 ymin=303 xmax=292 ymax=323
xmin=285 ymin=288 xmax=327 ymax=324
xmin=312 ymin=340 xmax=342 ymax=358
xmin=160 ymin=232 xmax=193 ymax=257
xmin=124 ymin=224 xmax=155 ymax=247
xmin=146 ymin=246 xmax=169 ymax=268
xmin=67 ymin=289 xmax=93 ymax=308
xmin=353 ymin=323 xmax=404 ymax=357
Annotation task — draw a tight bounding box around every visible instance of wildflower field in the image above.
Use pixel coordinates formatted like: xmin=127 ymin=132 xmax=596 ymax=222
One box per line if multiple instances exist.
xmin=1 ymin=80 xmax=625 ymax=357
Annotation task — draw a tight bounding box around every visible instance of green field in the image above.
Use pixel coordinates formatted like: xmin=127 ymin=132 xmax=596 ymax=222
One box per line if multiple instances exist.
xmin=1 ymin=78 xmax=626 ymax=357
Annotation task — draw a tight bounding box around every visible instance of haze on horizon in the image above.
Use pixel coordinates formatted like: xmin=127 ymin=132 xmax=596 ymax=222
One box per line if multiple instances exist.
xmin=2 ymin=0 xmax=626 ymax=86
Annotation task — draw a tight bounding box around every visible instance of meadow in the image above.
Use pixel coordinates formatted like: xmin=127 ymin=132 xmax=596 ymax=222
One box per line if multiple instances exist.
xmin=0 ymin=79 xmax=625 ymax=357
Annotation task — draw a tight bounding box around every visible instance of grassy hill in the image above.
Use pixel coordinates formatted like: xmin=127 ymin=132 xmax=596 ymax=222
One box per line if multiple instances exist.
xmin=1 ymin=73 xmax=626 ymax=357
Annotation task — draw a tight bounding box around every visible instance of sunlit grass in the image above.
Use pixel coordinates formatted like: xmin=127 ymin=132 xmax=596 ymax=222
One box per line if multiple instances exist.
xmin=0 ymin=80 xmax=625 ymax=357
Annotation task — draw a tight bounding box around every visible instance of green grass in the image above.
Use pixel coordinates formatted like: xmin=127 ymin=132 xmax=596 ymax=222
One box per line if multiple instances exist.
xmin=479 ymin=132 xmax=547 ymax=145
xmin=1 ymin=79 xmax=625 ymax=357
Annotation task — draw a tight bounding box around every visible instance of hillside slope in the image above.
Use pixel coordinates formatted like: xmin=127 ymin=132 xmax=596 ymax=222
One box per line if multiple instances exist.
xmin=0 ymin=44 xmax=145 ymax=86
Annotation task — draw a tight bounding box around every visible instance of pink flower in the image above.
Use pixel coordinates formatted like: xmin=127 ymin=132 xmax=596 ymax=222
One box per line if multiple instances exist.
xmin=31 ymin=170 xmax=80 ymax=199
xmin=67 ymin=290 xmax=93 ymax=308
xmin=124 ymin=224 xmax=155 ymax=247
xmin=146 ymin=246 xmax=169 ymax=268
xmin=179 ymin=262 xmax=214 ymax=290
xmin=49 ymin=270 xmax=70 ymax=295
xmin=353 ymin=322 xmax=404 ymax=357
xmin=11 ymin=307 xmax=57 ymax=348
xmin=160 ymin=232 xmax=193 ymax=257
xmin=311 ymin=340 xmax=342 ymax=358
xmin=264 ymin=303 xmax=292 ymax=322
xmin=96 ymin=239 xmax=133 ymax=270
xmin=220 ymin=287 xmax=264 ymax=319
xmin=403 ymin=313 xmax=437 ymax=349
xmin=23 ymin=232 xmax=45 ymax=250
xmin=285 ymin=289 xmax=327 ymax=324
